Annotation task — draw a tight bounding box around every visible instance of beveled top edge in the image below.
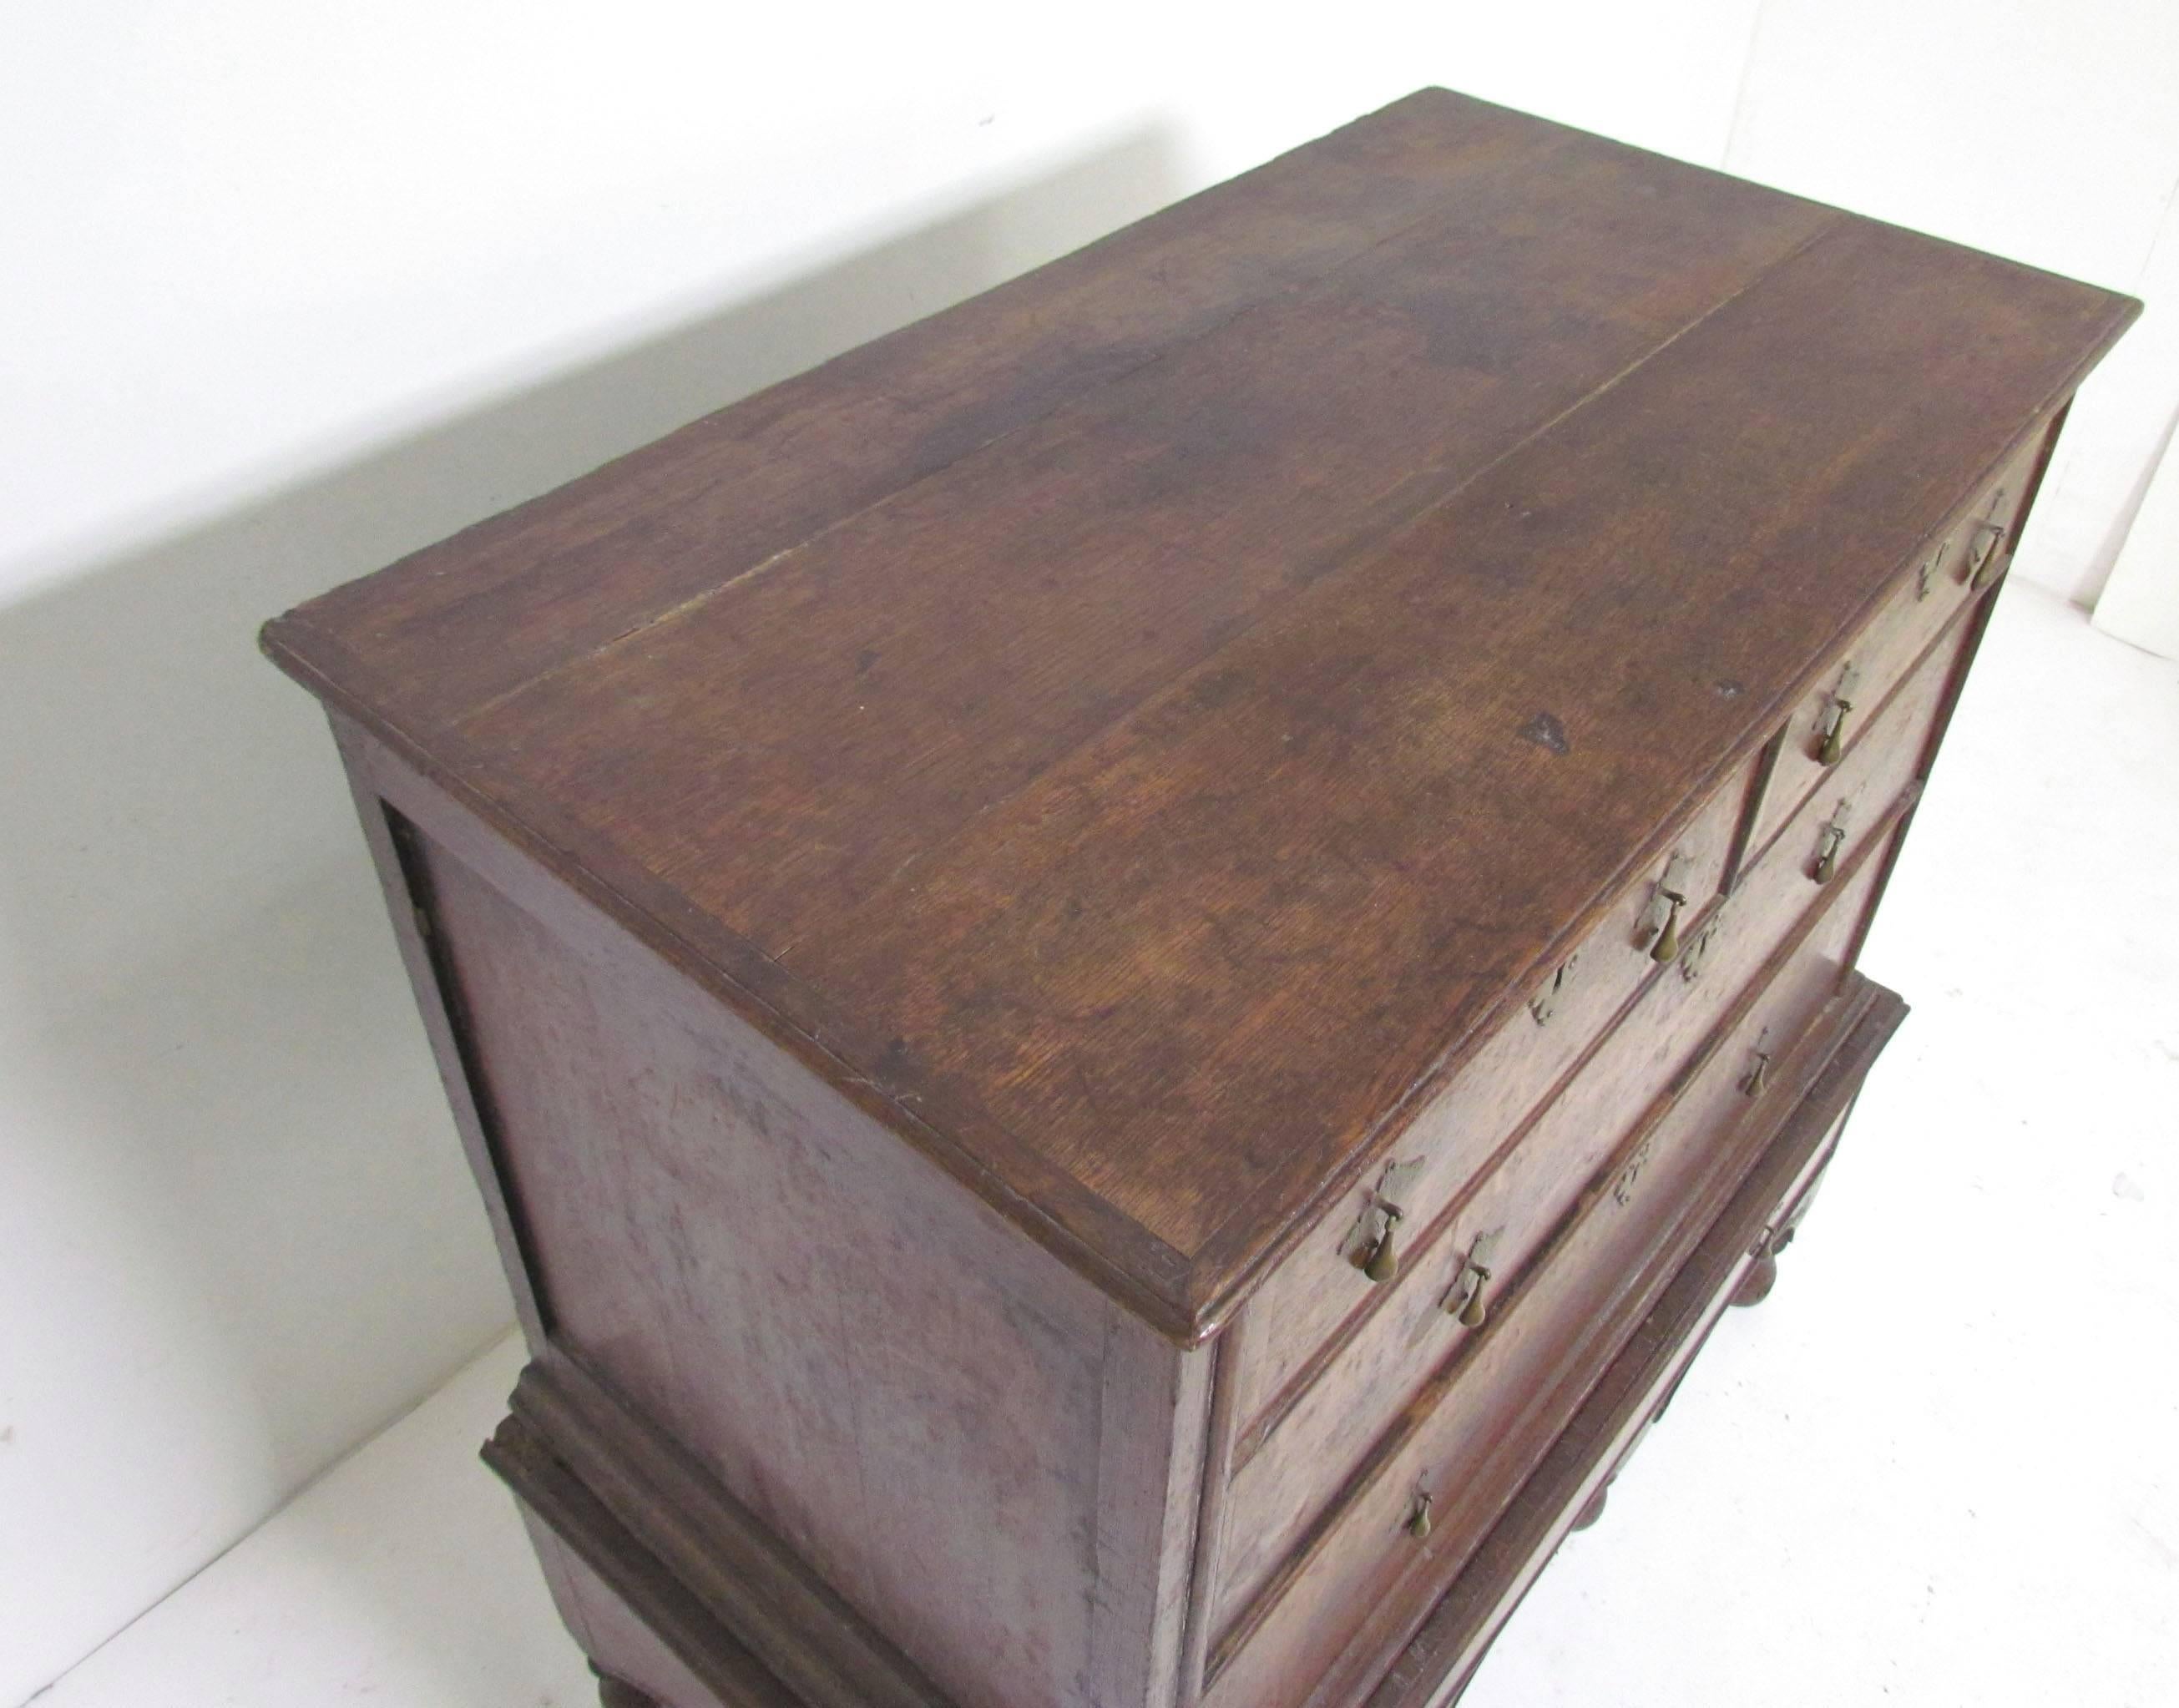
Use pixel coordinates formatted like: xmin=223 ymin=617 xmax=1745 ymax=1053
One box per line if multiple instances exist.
xmin=264 ymin=91 xmax=2139 ymax=1342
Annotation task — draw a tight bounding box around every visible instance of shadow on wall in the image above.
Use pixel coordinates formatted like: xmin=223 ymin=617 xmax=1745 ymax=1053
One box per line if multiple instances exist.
xmin=0 ymin=124 xmax=1188 ymax=1704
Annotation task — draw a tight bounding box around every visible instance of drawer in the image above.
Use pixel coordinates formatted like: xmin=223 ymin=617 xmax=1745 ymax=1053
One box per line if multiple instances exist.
xmin=1747 ymin=422 xmax=2043 ymax=866
xmin=1203 ymin=841 xmax=1893 ymax=1708
xmin=1228 ymin=748 xmax=1762 ymax=1432
xmin=1209 ymin=608 xmax=1974 ymax=1646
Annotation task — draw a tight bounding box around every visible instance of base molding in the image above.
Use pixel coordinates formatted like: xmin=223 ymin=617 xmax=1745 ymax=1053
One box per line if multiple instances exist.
xmin=483 ymin=1357 xmax=953 ymax=1708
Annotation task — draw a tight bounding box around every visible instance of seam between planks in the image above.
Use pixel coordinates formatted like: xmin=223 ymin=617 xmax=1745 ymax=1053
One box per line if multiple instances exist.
xmin=447 ymin=130 xmax=1719 ymax=734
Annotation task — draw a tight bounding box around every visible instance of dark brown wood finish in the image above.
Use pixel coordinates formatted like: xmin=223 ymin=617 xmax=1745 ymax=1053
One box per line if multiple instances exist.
xmin=1203 ymin=810 xmax=1901 ymax=1704
xmin=1359 ymin=986 xmax=1905 ymax=1708
xmin=1211 ymin=596 xmax=1977 ymax=1627
xmin=1225 ymin=744 xmax=1762 ymax=1434
xmin=485 ymin=975 xmax=1905 ymax=1708
xmin=265 ymin=86 xmax=2137 ymax=1708
xmin=265 ymin=90 xmax=2136 ymax=1342
xmin=341 ymin=720 xmax=1209 ymax=1708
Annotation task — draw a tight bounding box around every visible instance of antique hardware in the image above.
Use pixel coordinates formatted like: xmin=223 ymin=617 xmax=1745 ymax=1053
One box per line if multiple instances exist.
xmin=1342 ymin=1158 xmax=1423 ymax=1285
xmin=1915 ymin=535 xmax=1951 ymax=599
xmin=1812 ymin=800 xmax=1852 ymax=885
xmin=1529 ymin=953 xmax=1580 ymax=1026
xmin=1742 ymin=1029 xmax=1772 ymax=1099
xmin=1363 ymin=1205 xmax=1404 ymax=1283
xmin=1742 ymin=1050 xmax=1771 ymax=1098
xmin=1816 ymin=660 xmax=1861 ymax=766
xmin=1649 ymin=892 xmax=1685 ymax=963
xmin=1614 ymin=1133 xmax=1656 ymax=1206
xmin=1968 ymin=513 xmax=2009 ymax=589
xmin=1444 ymin=1227 xmax=1502 ymax=1327
xmin=1405 ymin=1490 xmax=1435 ymax=1540
xmin=1680 ymin=897 xmax=1727 ymax=983
xmin=1638 ymin=852 xmax=1693 ymax=963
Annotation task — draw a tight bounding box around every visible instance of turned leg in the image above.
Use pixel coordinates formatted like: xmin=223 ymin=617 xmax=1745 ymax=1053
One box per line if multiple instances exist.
xmin=1731 ymin=1188 xmax=1812 ymax=1310
xmin=1570 ymin=1478 xmax=1611 ymax=1532
xmin=1730 ymin=1250 xmax=1780 ymax=1308
xmin=593 ymin=1667 xmax=662 ymax=1708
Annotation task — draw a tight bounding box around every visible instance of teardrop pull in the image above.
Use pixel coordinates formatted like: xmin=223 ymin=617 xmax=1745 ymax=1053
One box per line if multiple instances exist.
xmin=1458 ymin=1264 xmax=1493 ymax=1328
xmin=1742 ymin=1050 xmax=1770 ymax=1099
xmin=1406 ymin=1492 xmax=1434 ymax=1540
xmin=1649 ymin=892 xmax=1684 ymax=964
xmin=1969 ymin=517 xmax=2008 ymax=589
xmin=1363 ymin=1208 xmax=1402 ymax=1284
xmin=1813 ymin=824 xmax=1844 ymax=886
xmin=1818 ymin=700 xmax=1852 ymax=766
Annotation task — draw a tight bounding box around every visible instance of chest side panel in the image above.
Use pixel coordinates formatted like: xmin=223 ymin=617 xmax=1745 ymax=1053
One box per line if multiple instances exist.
xmin=350 ymin=730 xmax=1211 ymax=1708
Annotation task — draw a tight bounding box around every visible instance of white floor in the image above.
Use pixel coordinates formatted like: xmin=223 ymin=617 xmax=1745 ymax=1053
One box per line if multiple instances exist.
xmin=30 ymin=584 xmax=2178 ymax=1708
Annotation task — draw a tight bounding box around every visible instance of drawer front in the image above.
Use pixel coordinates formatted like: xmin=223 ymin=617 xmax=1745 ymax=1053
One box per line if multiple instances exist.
xmin=1229 ymin=750 xmax=1761 ymax=1431
xmin=1204 ymin=845 xmax=1891 ymax=1708
xmin=1211 ymin=604 xmax=1970 ymax=1630
xmin=1748 ymin=423 xmax=2041 ymax=865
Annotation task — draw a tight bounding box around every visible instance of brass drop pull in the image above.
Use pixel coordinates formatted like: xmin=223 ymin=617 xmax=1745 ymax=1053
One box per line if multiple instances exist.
xmin=1742 ymin=1048 xmax=1771 ymax=1099
xmin=1405 ymin=1491 xmax=1434 ymax=1540
xmin=1444 ymin=1229 xmax=1501 ymax=1327
xmin=1529 ymin=952 xmax=1579 ymax=1026
xmin=1969 ymin=518 xmax=2008 ymax=589
xmin=1817 ymin=699 xmax=1852 ymax=766
xmin=1636 ymin=853 xmax=1692 ymax=963
xmin=1812 ymin=801 xmax=1851 ymax=886
xmin=1344 ymin=1160 xmax=1422 ymax=1286
xmin=1815 ymin=662 xmax=1860 ymax=766
xmin=1456 ymin=1263 xmax=1493 ymax=1327
xmin=1363 ymin=1205 xmax=1403 ymax=1284
xmin=1915 ymin=536 xmax=1950 ymax=600
xmin=1649 ymin=892 xmax=1684 ymax=963
xmin=1678 ymin=901 xmax=1727 ymax=983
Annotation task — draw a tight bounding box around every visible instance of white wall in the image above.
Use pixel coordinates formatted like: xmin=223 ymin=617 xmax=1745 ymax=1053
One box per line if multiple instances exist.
xmin=1 ymin=3 xmax=2162 ymax=1701
xmin=2093 ymin=193 xmax=2179 ymax=659
xmin=2098 ymin=437 xmax=2179 ymax=658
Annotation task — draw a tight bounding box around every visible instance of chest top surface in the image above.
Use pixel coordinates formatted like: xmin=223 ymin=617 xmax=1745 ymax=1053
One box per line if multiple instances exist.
xmin=264 ymin=88 xmax=2134 ymax=1342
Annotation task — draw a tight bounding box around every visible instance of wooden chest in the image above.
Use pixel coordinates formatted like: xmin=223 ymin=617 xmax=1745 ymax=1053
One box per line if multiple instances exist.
xmin=261 ymin=89 xmax=2136 ymax=1708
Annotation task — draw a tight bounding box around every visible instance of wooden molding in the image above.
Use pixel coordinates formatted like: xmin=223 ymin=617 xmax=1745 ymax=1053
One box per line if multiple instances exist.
xmin=484 ymin=1355 xmax=956 ymax=1708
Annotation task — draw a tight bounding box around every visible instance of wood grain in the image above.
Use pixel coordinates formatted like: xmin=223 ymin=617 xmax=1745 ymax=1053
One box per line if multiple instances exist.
xmin=1213 ymin=611 xmax=1968 ymax=1624
xmin=1232 ymin=589 xmax=1973 ymax=1485
xmin=1745 ymin=423 xmax=2050 ymax=867
xmin=1203 ymin=815 xmax=1897 ymax=1704
xmin=266 ymin=88 xmax=2142 ymax=1708
xmin=1225 ymin=746 xmax=1757 ymax=1438
xmin=369 ymin=740 xmax=1211 ymax=1708
xmin=261 ymin=89 xmax=2137 ymax=1338
xmin=1360 ymin=990 xmax=1906 ymax=1708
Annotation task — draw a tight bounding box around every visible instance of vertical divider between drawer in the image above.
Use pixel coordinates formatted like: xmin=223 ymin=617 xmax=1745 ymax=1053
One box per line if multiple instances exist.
xmin=1721 ymin=729 xmax=1781 ymax=895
